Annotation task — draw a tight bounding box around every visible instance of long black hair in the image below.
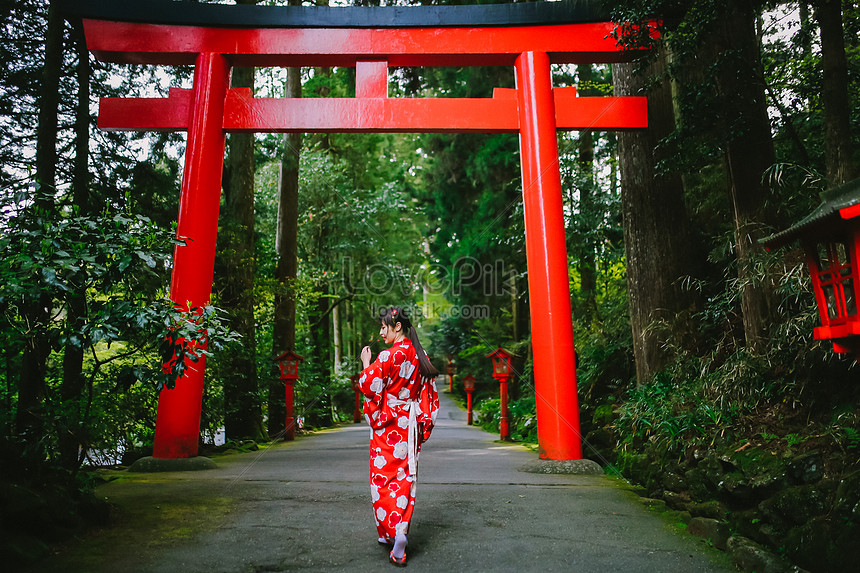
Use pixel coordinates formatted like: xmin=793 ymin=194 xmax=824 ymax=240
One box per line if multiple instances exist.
xmin=379 ymin=306 xmax=439 ymax=378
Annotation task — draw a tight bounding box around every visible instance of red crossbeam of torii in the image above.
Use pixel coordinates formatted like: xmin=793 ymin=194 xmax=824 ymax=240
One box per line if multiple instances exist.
xmin=70 ymin=2 xmax=651 ymax=462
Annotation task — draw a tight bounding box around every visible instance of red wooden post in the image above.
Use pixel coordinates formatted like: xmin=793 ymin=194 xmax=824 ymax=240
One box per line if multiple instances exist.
xmin=499 ymin=375 xmax=510 ymax=441
xmin=463 ymin=374 xmax=475 ymax=425
xmin=153 ymin=52 xmax=230 ymax=459
xmin=515 ymin=51 xmax=583 ymax=460
xmin=283 ymin=381 xmax=295 ymax=441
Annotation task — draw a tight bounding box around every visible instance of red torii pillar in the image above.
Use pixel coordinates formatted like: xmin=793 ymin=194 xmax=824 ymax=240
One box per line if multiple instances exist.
xmin=152 ymin=53 xmax=231 ymax=458
xmin=78 ymin=15 xmax=648 ymax=461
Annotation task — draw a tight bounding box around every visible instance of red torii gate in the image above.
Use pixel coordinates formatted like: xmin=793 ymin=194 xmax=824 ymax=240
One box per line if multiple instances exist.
xmin=64 ymin=0 xmax=649 ymax=461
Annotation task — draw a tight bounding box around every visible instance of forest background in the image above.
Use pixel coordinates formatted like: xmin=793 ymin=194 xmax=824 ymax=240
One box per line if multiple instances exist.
xmin=1 ymin=0 xmax=859 ymax=571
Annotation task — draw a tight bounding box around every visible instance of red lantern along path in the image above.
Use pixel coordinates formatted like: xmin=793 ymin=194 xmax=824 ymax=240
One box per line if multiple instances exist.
xmin=61 ymin=0 xmax=652 ymax=461
xmin=274 ymin=350 xmax=303 ymax=441
xmin=487 ymin=348 xmax=514 ymax=441
xmin=463 ymin=375 xmax=476 ymax=426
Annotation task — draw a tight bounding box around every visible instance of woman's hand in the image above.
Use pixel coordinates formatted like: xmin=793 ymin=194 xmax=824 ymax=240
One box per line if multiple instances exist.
xmin=360 ymin=345 xmax=372 ymax=369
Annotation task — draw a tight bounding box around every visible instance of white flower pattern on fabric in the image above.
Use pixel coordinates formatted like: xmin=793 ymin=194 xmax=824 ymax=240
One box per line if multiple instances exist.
xmin=396 ymin=495 xmax=409 ymax=509
xmin=379 ymin=350 xmax=390 ymax=363
xmin=374 ymin=455 xmax=387 ymax=469
xmin=398 ymin=360 xmax=416 ymax=379
xmin=370 ymin=377 xmax=384 ymax=393
xmin=376 ymin=507 xmax=387 ymax=522
xmin=371 ymin=486 xmax=380 ymax=502
xmin=397 ymin=416 xmax=409 ymax=429
xmin=392 ymin=442 xmax=408 ymax=460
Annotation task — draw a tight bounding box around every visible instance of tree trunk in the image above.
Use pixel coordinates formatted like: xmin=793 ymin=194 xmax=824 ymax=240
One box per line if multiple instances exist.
xmin=614 ymin=49 xmax=700 ymax=386
xmin=332 ymin=302 xmax=342 ymax=375
xmin=219 ymin=58 xmax=264 ymax=442
xmin=576 ymin=64 xmax=597 ymax=316
xmin=18 ymin=3 xmax=63 ymax=438
xmin=814 ymin=0 xmax=857 ymax=186
xmin=310 ymin=283 xmax=333 ymax=426
xmin=59 ymin=23 xmax=91 ymax=470
xmin=715 ymin=0 xmax=779 ymax=350
xmin=269 ymin=63 xmax=302 ymax=438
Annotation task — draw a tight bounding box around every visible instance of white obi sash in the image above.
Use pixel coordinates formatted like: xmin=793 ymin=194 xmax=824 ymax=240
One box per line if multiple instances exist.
xmin=386 ymin=396 xmax=420 ymax=476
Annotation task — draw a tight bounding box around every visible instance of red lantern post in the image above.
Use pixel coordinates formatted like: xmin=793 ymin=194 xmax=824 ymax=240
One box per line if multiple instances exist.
xmin=463 ymin=374 xmax=476 ymax=425
xmin=351 ymin=373 xmax=362 ymax=423
xmin=275 ymin=350 xmax=303 ymax=441
xmin=487 ymin=348 xmax=513 ymax=441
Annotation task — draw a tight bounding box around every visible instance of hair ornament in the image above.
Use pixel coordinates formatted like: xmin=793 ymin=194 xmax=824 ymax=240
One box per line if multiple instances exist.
xmin=392 ymin=309 xmax=398 ymax=317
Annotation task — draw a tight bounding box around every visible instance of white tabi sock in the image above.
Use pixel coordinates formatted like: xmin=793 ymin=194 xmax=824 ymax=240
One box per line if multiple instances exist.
xmin=391 ymin=533 xmax=407 ymax=559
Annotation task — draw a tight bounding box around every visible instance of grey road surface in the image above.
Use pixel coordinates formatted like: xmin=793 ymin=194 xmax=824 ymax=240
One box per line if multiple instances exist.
xmin=32 ymin=390 xmax=736 ymax=573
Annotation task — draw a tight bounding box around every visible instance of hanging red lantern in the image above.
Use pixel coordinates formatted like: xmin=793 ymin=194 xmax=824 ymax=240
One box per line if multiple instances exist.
xmin=763 ymin=177 xmax=860 ymax=357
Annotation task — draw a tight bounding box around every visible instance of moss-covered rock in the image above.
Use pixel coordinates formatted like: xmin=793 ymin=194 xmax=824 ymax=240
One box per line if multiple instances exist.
xmin=784 ymin=516 xmax=836 ymax=571
xmin=592 ymin=403 xmax=615 ymax=426
xmin=688 ymin=517 xmax=731 ymax=550
xmin=726 ymin=535 xmax=789 ymax=573
xmin=688 ymin=500 xmax=726 ymax=520
xmin=766 ymin=482 xmax=834 ymax=526
xmin=833 ymin=470 xmax=860 ymax=521
xmin=787 ymin=451 xmax=824 ymax=484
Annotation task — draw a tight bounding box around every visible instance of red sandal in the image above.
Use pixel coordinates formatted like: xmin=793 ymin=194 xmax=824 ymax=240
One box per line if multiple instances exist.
xmin=389 ymin=550 xmax=407 ymax=567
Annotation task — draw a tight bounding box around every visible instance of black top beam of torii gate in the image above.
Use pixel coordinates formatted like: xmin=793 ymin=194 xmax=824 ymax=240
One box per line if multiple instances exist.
xmin=61 ymin=0 xmax=611 ymax=29
xmin=58 ymin=0 xmax=652 ymax=463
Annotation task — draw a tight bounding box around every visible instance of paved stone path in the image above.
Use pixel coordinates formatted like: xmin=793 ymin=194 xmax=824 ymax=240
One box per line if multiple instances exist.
xmin=31 ymin=391 xmax=736 ymax=572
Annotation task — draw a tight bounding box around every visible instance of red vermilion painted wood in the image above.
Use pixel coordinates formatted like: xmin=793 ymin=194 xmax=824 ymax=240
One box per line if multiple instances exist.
xmin=152 ymin=52 xmax=230 ymax=459
xmin=82 ymin=20 xmax=640 ymax=67
xmin=97 ymin=86 xmax=647 ymax=134
xmin=284 ymin=381 xmax=296 ymax=441
xmin=515 ymin=51 xmax=583 ymax=461
xmin=356 ymin=60 xmax=389 ymax=99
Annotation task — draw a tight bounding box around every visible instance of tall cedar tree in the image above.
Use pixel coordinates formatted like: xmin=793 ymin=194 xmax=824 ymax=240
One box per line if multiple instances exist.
xmin=575 ymin=63 xmax=598 ymax=317
xmin=814 ymin=0 xmax=858 ymax=186
xmin=219 ymin=56 xmax=265 ymax=442
xmin=714 ymin=0 xmax=780 ymax=350
xmin=58 ymin=21 xmax=92 ymax=469
xmin=269 ymin=65 xmax=302 ymax=439
xmin=614 ymin=48 xmax=701 ymax=386
xmin=19 ymin=2 xmax=63 ymax=438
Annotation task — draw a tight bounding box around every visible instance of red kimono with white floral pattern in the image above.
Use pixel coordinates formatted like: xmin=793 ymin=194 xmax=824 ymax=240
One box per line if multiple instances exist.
xmin=359 ymin=339 xmax=440 ymax=541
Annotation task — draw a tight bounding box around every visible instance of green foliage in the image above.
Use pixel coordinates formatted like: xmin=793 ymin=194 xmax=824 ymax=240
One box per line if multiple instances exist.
xmin=158 ymin=302 xmax=242 ymax=392
xmin=0 ymin=182 xmax=242 ymax=463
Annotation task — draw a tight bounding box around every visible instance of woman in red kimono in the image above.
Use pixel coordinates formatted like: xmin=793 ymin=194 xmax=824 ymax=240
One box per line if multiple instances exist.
xmin=359 ymin=306 xmax=440 ymax=567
